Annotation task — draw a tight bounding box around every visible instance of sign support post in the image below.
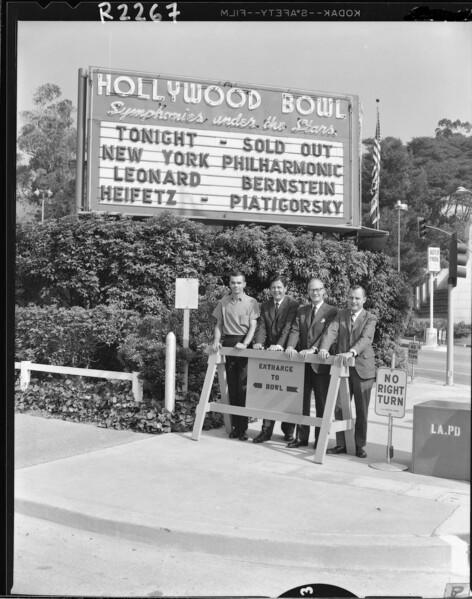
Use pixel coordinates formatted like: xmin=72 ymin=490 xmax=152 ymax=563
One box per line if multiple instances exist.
xmin=425 ymin=247 xmax=440 ymax=347
xmin=182 ymin=308 xmax=190 ymax=395
xmin=370 ymin=354 xmax=408 ymax=472
xmin=447 ymin=282 xmax=454 ymax=386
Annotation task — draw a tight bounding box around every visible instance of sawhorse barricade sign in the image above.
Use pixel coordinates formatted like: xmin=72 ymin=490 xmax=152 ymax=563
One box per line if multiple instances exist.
xmin=191 ymin=348 xmax=356 ymax=464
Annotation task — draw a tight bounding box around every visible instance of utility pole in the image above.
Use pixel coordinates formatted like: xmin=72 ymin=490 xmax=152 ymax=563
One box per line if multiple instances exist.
xmin=447 ymin=232 xmax=469 ymax=385
xmin=447 ymin=283 xmax=454 ymax=386
xmin=425 ymin=247 xmax=440 ymax=347
xmin=395 ymin=201 xmax=408 ymax=272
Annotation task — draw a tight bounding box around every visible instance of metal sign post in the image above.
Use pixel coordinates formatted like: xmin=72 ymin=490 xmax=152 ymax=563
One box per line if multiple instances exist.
xmin=407 ymin=339 xmax=420 ymax=381
xmin=425 ymin=247 xmax=440 ymax=347
xmin=370 ymin=354 xmax=408 ymax=472
xmin=175 ymin=278 xmax=199 ymax=395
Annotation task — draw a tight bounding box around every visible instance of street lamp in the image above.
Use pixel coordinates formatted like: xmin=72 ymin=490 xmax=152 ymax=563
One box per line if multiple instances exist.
xmin=395 ymin=200 xmax=408 ymax=272
xmin=33 ymin=188 xmax=53 ymax=223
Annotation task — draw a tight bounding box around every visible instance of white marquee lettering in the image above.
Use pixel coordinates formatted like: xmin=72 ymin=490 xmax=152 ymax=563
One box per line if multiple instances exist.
xmin=114 ymin=76 xmax=135 ymax=97
xmin=204 ymin=85 xmax=225 ymax=107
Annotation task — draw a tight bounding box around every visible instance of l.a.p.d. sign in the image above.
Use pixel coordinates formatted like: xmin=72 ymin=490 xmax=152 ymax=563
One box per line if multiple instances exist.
xmin=375 ymin=368 xmax=407 ymax=418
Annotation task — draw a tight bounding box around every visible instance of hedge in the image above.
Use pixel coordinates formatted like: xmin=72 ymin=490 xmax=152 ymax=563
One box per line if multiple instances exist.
xmin=15 ymin=304 xmax=211 ymax=399
xmin=15 ymin=304 xmax=141 ymax=369
xmin=16 ymin=212 xmax=412 ymax=368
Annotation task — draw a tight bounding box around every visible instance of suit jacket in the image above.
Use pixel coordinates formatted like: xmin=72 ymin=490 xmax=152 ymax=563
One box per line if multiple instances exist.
xmin=287 ymin=302 xmax=338 ymax=374
xmin=319 ymin=308 xmax=377 ymax=379
xmin=253 ymin=296 xmax=299 ymax=348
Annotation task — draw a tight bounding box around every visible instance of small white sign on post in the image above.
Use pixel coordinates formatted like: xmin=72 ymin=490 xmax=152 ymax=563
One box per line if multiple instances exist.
xmin=428 ymin=247 xmax=441 ymax=273
xmin=175 ymin=278 xmax=199 ymax=309
xmin=375 ymin=367 xmax=407 ymax=418
xmin=370 ymin=365 xmax=409 ymax=472
xmin=175 ymin=278 xmax=199 ymax=395
xmin=407 ymin=342 xmax=420 ymax=365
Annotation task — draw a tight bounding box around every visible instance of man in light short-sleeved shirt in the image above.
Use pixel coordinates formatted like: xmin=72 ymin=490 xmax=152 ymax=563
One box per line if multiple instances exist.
xmin=211 ymin=271 xmax=259 ymax=441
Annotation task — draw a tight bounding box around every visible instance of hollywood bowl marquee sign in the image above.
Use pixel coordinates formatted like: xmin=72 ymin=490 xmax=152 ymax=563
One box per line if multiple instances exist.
xmin=80 ymin=67 xmax=361 ymax=229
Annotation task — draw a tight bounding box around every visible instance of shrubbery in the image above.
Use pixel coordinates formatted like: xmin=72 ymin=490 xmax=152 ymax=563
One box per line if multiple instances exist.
xmin=455 ymin=321 xmax=471 ymax=338
xmin=15 ymin=212 xmax=413 ymax=427
xmin=15 ymin=304 xmax=212 ymax=399
xmin=16 ymin=212 xmax=412 ymax=360
xmin=15 ymin=304 xmax=141 ymax=369
xmin=15 ymin=376 xmax=223 ymax=432
xmin=404 ymin=317 xmax=470 ymax=340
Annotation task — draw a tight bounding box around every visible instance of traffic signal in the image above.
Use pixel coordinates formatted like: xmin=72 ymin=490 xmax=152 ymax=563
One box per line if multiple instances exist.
xmin=417 ymin=217 xmax=427 ymax=239
xmin=448 ymin=232 xmax=469 ymax=287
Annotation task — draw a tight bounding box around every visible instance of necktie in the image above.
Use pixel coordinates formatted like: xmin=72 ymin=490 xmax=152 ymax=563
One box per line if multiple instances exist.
xmin=310 ymin=305 xmax=316 ymax=324
xmin=275 ymin=302 xmax=279 ymax=314
xmin=351 ymin=313 xmax=356 ymax=328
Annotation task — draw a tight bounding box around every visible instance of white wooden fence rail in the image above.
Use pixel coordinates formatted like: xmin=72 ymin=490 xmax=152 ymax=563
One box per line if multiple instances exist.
xmin=14 ymin=361 xmax=143 ymax=402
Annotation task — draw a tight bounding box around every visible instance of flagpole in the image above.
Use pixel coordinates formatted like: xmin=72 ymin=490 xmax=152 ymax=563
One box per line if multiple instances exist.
xmin=370 ymin=99 xmax=381 ymax=230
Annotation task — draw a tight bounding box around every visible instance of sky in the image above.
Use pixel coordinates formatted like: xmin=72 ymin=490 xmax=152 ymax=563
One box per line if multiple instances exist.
xmin=16 ymin=20 xmax=472 ymax=144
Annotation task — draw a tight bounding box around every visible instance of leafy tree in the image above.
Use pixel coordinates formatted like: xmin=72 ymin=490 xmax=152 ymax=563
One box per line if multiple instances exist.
xmin=361 ymin=120 xmax=472 ymax=286
xmin=435 ymin=119 xmax=472 ymax=138
xmin=17 ymin=83 xmax=77 ymax=220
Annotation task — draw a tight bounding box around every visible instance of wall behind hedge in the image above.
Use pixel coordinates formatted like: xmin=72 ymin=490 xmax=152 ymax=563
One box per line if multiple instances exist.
xmin=16 ymin=212 xmax=412 ymax=370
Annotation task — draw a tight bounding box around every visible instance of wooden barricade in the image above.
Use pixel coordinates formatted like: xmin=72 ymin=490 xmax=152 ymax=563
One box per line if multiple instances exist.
xmin=191 ymin=348 xmax=356 ymax=464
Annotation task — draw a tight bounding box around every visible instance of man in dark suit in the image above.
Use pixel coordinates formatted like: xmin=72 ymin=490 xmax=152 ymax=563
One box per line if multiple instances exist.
xmin=319 ymin=285 xmax=377 ymax=458
xmin=284 ymin=278 xmax=338 ymax=449
xmin=252 ymin=275 xmax=299 ymax=444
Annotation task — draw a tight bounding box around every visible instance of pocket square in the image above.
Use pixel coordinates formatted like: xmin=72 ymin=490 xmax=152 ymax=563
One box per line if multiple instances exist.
xmin=320 ymin=318 xmax=326 ymax=323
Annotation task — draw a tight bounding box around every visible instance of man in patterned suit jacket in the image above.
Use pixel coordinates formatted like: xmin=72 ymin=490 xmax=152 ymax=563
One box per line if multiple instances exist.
xmin=285 ymin=278 xmax=338 ymax=449
xmin=319 ymin=285 xmax=377 ymax=458
xmin=252 ymin=275 xmax=299 ymax=444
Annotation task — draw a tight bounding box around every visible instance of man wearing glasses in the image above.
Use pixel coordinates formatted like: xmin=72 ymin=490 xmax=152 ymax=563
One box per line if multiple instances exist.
xmin=319 ymin=285 xmax=377 ymax=458
xmin=285 ymin=278 xmax=338 ymax=449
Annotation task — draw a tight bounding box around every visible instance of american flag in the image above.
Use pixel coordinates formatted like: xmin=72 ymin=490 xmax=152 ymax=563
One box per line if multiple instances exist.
xmin=370 ymin=101 xmax=381 ymax=228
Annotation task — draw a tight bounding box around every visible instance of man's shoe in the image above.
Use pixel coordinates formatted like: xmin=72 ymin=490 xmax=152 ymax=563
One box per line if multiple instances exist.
xmin=239 ymin=432 xmax=248 ymax=441
xmin=356 ymin=448 xmax=367 ymax=458
xmin=229 ymin=429 xmax=240 ymax=439
xmin=287 ymin=440 xmax=308 ymax=448
xmin=284 ymin=435 xmax=295 ymax=443
xmin=326 ymin=445 xmax=347 ymax=454
xmin=253 ymin=432 xmax=271 ymax=444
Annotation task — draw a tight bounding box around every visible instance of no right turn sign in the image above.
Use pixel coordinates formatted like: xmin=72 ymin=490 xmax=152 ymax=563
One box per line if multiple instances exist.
xmin=375 ymin=368 xmax=407 ymax=418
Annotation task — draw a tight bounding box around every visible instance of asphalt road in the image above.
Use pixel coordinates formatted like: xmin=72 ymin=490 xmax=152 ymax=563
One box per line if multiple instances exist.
xmin=413 ymin=345 xmax=471 ymax=387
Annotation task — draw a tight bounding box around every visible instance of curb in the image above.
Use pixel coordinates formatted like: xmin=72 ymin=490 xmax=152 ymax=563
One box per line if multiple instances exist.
xmin=15 ymin=497 xmax=454 ymax=572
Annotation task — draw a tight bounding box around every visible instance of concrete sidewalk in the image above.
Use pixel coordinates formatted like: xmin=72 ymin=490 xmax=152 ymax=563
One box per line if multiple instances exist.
xmin=14 ymin=376 xmax=470 ymax=597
